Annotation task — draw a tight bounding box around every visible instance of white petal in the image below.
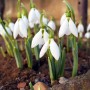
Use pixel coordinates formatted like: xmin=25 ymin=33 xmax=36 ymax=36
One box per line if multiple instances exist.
xmin=77 ymin=23 xmax=84 ymax=33
xmin=28 ymin=8 xmax=40 ymax=27
xmin=43 ymin=30 xmax=49 ymax=43
xmin=60 ymin=14 xmax=66 ymax=25
xmin=87 ymin=24 xmax=90 ymax=32
xmin=28 ymin=8 xmax=37 ymax=23
xmin=31 ymin=30 xmax=42 ymax=48
xmin=43 ymin=16 xmax=48 ymax=25
xmin=35 ymin=8 xmax=40 ymax=24
xmin=50 ymin=39 xmax=60 ymax=60
xmin=5 ymin=27 xmax=12 ymax=36
xmin=48 ymin=20 xmax=56 ymax=31
xmin=0 ymin=24 xmax=6 ymax=36
xmin=69 ymin=18 xmax=78 ymax=37
xmin=22 ymin=16 xmax=29 ymax=28
xmin=85 ymin=32 xmax=90 ymax=39
xmin=9 ymin=22 xmax=14 ymax=32
xmin=0 ymin=24 xmax=4 ymax=31
xmin=13 ymin=19 xmax=19 ymax=39
xmin=19 ymin=18 xmax=27 ymax=38
xmin=39 ymin=40 xmax=49 ymax=58
xmin=66 ymin=28 xmax=71 ymax=35
xmin=29 ymin=22 xmax=34 ymax=28
xmin=18 ymin=31 xmax=24 ymax=38
xmin=38 ymin=38 xmax=45 ymax=46
xmin=59 ymin=18 xmax=69 ymax=37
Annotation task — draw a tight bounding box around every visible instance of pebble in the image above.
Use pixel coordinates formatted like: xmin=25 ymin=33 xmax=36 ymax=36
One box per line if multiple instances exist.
xmin=33 ymin=82 xmax=49 ymax=90
xmin=59 ymin=77 xmax=68 ymax=84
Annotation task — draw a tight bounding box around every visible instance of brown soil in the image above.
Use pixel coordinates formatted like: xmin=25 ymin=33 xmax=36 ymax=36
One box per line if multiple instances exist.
xmin=0 ymin=39 xmax=90 ymax=90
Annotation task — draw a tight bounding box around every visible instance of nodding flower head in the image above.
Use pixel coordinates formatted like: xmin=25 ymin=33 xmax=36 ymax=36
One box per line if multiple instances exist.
xmin=48 ymin=20 xmax=56 ymax=31
xmin=31 ymin=28 xmax=49 ymax=48
xmin=13 ymin=16 xmax=28 ymax=39
xmin=0 ymin=24 xmax=6 ymax=36
xmin=77 ymin=23 xmax=84 ymax=33
xmin=28 ymin=8 xmax=40 ymax=28
xmin=87 ymin=24 xmax=90 ymax=32
xmin=42 ymin=16 xmax=48 ymax=25
xmin=0 ymin=24 xmax=12 ymax=37
xmin=59 ymin=14 xmax=78 ymax=38
xmin=85 ymin=32 xmax=90 ymax=39
xmin=39 ymin=38 xmax=60 ymax=60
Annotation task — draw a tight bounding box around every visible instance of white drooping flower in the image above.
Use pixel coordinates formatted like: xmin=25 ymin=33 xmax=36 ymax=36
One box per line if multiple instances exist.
xmin=87 ymin=24 xmax=90 ymax=32
xmin=28 ymin=8 xmax=40 ymax=28
xmin=0 ymin=24 xmax=12 ymax=37
xmin=42 ymin=16 xmax=48 ymax=25
xmin=13 ymin=16 xmax=28 ymax=39
xmin=59 ymin=18 xmax=78 ymax=38
xmin=77 ymin=23 xmax=84 ymax=38
xmin=40 ymin=39 xmax=60 ymax=60
xmin=9 ymin=22 xmax=15 ymax=32
xmin=85 ymin=32 xmax=90 ymax=39
xmin=60 ymin=14 xmax=66 ymax=25
xmin=77 ymin=23 xmax=84 ymax=33
xmin=48 ymin=20 xmax=56 ymax=31
xmin=31 ymin=28 xmax=49 ymax=48
xmin=0 ymin=24 xmax=6 ymax=36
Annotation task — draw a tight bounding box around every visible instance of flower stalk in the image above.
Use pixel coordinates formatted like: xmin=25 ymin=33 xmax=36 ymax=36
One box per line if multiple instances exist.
xmin=13 ymin=40 xmax=23 ymax=69
xmin=25 ymin=37 xmax=33 ymax=68
xmin=0 ymin=47 xmax=6 ymax=57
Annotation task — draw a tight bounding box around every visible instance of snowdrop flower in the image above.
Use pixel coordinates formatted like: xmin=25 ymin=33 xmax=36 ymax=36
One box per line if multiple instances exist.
xmin=77 ymin=23 xmax=84 ymax=38
xmin=31 ymin=28 xmax=49 ymax=48
xmin=48 ymin=20 xmax=56 ymax=31
xmin=0 ymin=24 xmax=6 ymax=36
xmin=85 ymin=32 xmax=90 ymax=39
xmin=59 ymin=18 xmax=78 ymax=38
xmin=87 ymin=24 xmax=90 ymax=32
xmin=40 ymin=39 xmax=60 ymax=60
xmin=77 ymin=23 xmax=84 ymax=33
xmin=42 ymin=16 xmax=48 ymax=25
xmin=13 ymin=16 xmax=28 ymax=39
xmin=0 ymin=24 xmax=12 ymax=36
xmin=28 ymin=8 xmax=40 ymax=28
xmin=9 ymin=22 xmax=14 ymax=32
xmin=60 ymin=14 xmax=66 ymax=25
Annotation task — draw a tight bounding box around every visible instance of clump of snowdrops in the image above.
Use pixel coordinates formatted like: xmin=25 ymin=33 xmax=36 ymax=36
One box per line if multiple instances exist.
xmin=0 ymin=0 xmax=86 ymax=84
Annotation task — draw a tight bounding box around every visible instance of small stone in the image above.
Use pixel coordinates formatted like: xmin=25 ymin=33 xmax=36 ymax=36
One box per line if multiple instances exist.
xmin=59 ymin=77 xmax=68 ymax=84
xmin=33 ymin=82 xmax=49 ymax=90
xmin=17 ymin=82 xmax=26 ymax=90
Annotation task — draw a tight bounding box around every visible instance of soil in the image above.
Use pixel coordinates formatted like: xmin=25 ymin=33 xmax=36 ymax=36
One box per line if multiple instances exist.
xmin=0 ymin=38 xmax=90 ymax=90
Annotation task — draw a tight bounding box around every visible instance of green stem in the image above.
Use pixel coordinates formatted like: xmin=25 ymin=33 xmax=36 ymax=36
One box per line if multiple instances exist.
xmin=34 ymin=45 xmax=39 ymax=61
xmin=2 ymin=36 xmax=14 ymax=57
xmin=71 ymin=36 xmax=78 ymax=77
xmin=60 ymin=48 xmax=66 ymax=76
xmin=25 ymin=37 xmax=33 ymax=68
xmin=0 ymin=47 xmax=6 ymax=57
xmin=34 ymin=24 xmax=40 ymax=62
xmin=13 ymin=40 xmax=23 ymax=69
xmin=48 ymin=57 xmax=55 ymax=85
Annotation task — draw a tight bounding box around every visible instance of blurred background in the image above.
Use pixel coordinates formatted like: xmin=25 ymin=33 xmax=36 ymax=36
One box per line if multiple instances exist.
xmin=0 ymin=0 xmax=90 ymax=25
